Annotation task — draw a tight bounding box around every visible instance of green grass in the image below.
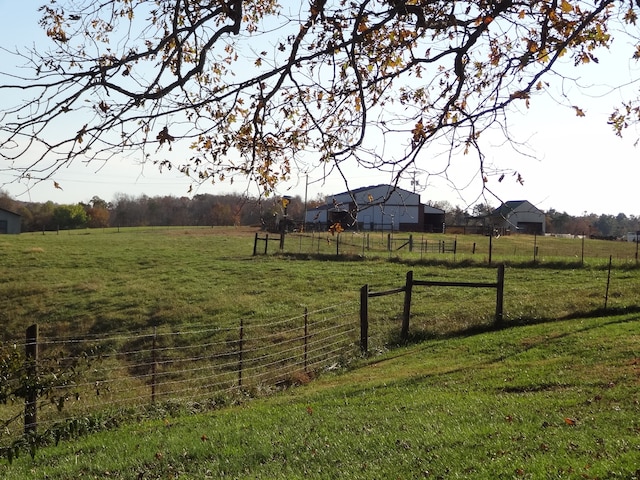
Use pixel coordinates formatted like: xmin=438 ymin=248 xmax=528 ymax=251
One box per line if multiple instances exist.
xmin=0 ymin=227 xmax=639 ymax=478
xmin=1 ymin=312 xmax=638 ymax=479
xmin=1 ymin=227 xmax=638 ymax=341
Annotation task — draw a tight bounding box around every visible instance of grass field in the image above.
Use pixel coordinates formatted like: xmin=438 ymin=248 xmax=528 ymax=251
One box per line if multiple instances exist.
xmin=1 ymin=226 xmax=638 ymax=341
xmin=1 ymin=312 xmax=638 ymax=479
xmin=0 ymin=227 xmax=639 ymax=478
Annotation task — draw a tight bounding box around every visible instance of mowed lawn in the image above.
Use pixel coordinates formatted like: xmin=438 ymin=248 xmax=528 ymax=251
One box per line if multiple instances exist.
xmin=0 ymin=227 xmax=639 ymax=478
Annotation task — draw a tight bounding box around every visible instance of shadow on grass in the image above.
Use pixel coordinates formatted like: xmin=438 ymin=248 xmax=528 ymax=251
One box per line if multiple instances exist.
xmin=386 ymin=304 xmax=640 ymax=348
xmin=266 ymin=252 xmax=640 ymax=271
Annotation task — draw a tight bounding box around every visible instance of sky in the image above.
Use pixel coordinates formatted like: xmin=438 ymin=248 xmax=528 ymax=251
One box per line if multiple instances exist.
xmin=0 ymin=3 xmax=639 ymax=218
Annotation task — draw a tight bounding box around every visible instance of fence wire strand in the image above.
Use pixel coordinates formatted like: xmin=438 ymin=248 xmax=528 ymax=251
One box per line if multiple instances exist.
xmin=1 ymin=302 xmax=360 ymax=450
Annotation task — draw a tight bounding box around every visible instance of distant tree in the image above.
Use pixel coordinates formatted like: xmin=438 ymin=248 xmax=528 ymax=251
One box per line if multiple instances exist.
xmin=85 ymin=205 xmax=111 ymax=228
xmin=0 ymin=1 xmax=636 ymax=199
xmin=546 ymin=208 xmax=572 ymax=234
xmin=112 ymin=193 xmax=149 ymax=227
xmin=53 ymin=204 xmax=88 ymax=229
xmin=0 ymin=190 xmax=17 ymax=212
xmin=472 ymin=202 xmax=493 ymax=218
xmin=20 ymin=201 xmax=56 ymax=231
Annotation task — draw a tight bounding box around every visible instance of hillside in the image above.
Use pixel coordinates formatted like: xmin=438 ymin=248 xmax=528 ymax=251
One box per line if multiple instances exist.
xmin=2 ymin=311 xmax=638 ymax=479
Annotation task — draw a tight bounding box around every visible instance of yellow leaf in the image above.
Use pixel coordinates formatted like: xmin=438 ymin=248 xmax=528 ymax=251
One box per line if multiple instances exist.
xmin=560 ymin=0 xmax=573 ymax=13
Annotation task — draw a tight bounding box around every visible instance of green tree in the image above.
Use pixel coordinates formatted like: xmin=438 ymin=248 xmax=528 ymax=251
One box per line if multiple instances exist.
xmin=0 ymin=1 xmax=636 ymax=195
xmin=53 ymin=204 xmax=89 ymax=229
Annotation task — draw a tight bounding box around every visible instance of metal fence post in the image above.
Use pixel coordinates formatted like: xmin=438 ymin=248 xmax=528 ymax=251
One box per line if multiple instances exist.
xmin=401 ymin=271 xmax=414 ymax=342
xmin=304 ymin=307 xmax=309 ymax=372
xmin=151 ymin=327 xmax=157 ymax=404
xmin=495 ymin=264 xmax=505 ymax=325
xmin=360 ymin=285 xmax=369 ymax=354
xmin=24 ymin=324 xmax=39 ymax=435
xmin=238 ymin=319 xmax=244 ymax=387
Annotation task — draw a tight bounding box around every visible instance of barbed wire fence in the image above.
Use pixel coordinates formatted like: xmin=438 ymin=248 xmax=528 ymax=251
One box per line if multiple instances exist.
xmin=0 ymin=302 xmax=366 ymax=454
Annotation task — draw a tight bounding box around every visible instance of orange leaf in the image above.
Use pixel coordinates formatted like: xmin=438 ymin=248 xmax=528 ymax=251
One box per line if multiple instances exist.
xmin=564 ymin=417 xmax=576 ymax=426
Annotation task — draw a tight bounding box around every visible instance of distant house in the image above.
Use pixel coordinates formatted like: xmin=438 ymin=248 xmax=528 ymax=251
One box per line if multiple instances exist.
xmin=305 ymin=184 xmax=445 ymax=232
xmin=490 ymin=200 xmax=545 ymax=235
xmin=0 ymin=207 xmax=21 ymax=234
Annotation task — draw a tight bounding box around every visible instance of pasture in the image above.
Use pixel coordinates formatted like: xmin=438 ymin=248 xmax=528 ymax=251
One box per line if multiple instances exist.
xmin=0 ymin=227 xmax=639 ymax=477
xmin=1 ymin=226 xmax=638 ymax=340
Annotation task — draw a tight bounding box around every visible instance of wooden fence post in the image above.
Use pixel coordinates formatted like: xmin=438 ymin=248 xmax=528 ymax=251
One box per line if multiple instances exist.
xmin=253 ymin=232 xmax=259 ymax=256
xmin=360 ymin=285 xmax=369 ymax=354
xmin=401 ymin=271 xmax=414 ymax=342
xmin=264 ymin=234 xmax=269 ymax=255
xmin=495 ymin=264 xmax=505 ymax=325
xmin=24 ymin=324 xmax=39 ymax=435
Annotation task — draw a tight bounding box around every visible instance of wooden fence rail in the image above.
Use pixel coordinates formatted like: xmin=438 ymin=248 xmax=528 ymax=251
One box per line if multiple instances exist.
xmin=360 ymin=264 xmax=505 ymax=353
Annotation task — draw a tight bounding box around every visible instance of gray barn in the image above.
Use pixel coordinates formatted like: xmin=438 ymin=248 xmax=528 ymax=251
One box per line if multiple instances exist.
xmin=0 ymin=207 xmax=21 ymax=234
xmin=305 ymin=184 xmax=445 ymax=232
xmin=491 ymin=200 xmax=545 ymax=235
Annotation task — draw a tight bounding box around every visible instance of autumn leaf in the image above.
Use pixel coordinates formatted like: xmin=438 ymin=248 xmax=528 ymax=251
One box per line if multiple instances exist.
xmin=201 ymin=434 xmax=208 ymax=442
xmin=516 ymin=172 xmax=524 ymax=185
xmin=156 ymin=126 xmax=175 ymax=145
xmin=328 ymin=223 xmax=344 ymax=236
xmin=509 ymin=90 xmax=530 ymax=100
xmin=564 ymin=417 xmax=576 ymax=426
xmin=573 ymin=106 xmax=585 ymax=117
xmin=306 ymin=405 xmax=313 ymax=415
xmin=53 ymin=181 xmax=63 ymax=190
xmin=560 ymin=0 xmax=573 ymax=14
xmin=76 ymin=124 xmax=87 ymax=143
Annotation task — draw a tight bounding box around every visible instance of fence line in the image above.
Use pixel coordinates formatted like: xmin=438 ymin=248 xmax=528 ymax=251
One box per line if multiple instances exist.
xmin=259 ymin=231 xmax=640 ymax=264
xmin=0 ymin=302 xmax=360 ymax=450
xmin=2 ymin=265 xmax=516 ymax=453
xmin=359 ymin=265 xmax=505 ymax=353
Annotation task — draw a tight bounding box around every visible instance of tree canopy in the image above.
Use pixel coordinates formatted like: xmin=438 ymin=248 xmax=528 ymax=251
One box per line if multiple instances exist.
xmin=0 ymin=0 xmax=638 ymax=198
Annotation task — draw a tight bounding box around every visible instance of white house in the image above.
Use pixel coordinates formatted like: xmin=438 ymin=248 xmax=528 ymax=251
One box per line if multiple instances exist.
xmin=305 ymin=185 xmax=445 ymax=232
xmin=490 ymin=200 xmax=546 ymax=235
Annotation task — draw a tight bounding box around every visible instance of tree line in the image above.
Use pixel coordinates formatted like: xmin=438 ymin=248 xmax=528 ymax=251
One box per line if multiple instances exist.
xmin=0 ymin=192 xmax=313 ymax=232
xmin=1 ymin=190 xmax=638 ymax=238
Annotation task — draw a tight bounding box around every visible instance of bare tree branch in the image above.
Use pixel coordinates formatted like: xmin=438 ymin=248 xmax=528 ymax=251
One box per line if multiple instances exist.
xmin=0 ymin=0 xmax=635 ymax=196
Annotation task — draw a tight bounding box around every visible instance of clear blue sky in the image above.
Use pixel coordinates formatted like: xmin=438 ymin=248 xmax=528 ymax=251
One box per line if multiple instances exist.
xmin=1 ymin=3 xmax=639 ymax=218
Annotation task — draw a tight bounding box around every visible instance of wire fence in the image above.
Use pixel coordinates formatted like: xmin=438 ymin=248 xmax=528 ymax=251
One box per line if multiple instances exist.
xmin=256 ymin=231 xmax=640 ymax=265
xmin=0 ymin=302 xmax=364 ymax=450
